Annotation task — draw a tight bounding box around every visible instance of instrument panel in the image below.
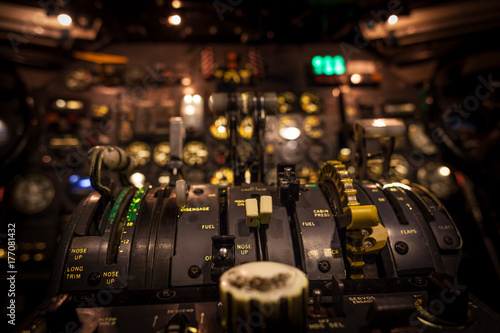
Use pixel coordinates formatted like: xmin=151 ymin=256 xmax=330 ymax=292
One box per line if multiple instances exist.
xmin=1 ymin=41 xmax=499 ymax=331
xmin=0 ymin=42 xmax=457 ymax=275
xmin=25 ymin=43 xmax=422 ymax=189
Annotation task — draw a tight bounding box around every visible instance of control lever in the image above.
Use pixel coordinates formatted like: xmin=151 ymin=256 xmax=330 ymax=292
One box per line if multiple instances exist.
xmin=353 ymin=118 xmax=406 ymax=180
xmin=319 ymin=160 xmax=388 ymax=279
xmin=211 ymin=235 xmax=235 ymax=281
xmin=276 ymin=163 xmax=306 ymax=271
xmin=88 ymin=145 xmax=135 ymax=200
xmin=87 ymin=145 xmax=135 ymax=236
xmin=169 ymin=117 xmax=185 ymax=183
xmin=277 ymin=163 xmax=300 ymax=206
xmin=209 ymin=92 xmax=277 ymax=185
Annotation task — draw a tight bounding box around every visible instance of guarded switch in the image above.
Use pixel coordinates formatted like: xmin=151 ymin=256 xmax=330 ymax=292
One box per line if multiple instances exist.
xmin=245 ymin=198 xmax=259 ymax=227
xmin=260 ymin=195 xmax=273 ymax=224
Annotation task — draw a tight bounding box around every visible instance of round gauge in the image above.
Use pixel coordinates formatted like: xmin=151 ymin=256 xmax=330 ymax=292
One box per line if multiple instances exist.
xmin=238 ymin=116 xmax=254 ymax=139
xmin=183 ymin=141 xmax=209 ymax=166
xmin=212 ymin=142 xmax=229 ymax=165
xmin=11 ymin=174 xmax=55 ymax=214
xmin=279 ymin=140 xmax=303 ymax=163
xmin=211 ymin=167 xmax=234 ymax=185
xmin=277 ymin=91 xmax=296 ymax=114
xmin=389 ymin=154 xmax=410 ymax=181
xmin=408 ymin=123 xmax=438 ymax=155
xmin=417 ymin=163 xmax=457 ymax=199
xmin=153 ymin=142 xmax=170 ymax=167
xmin=278 ymin=116 xmax=301 ymax=140
xmin=303 ymin=116 xmax=324 ymax=139
xmin=366 ymin=154 xmax=410 ymax=182
xmin=237 ymin=142 xmax=256 ymax=164
xmin=126 ymin=141 xmax=151 ymax=167
xmin=300 ymin=92 xmax=321 ymax=114
xmin=210 ymin=116 xmax=230 ymax=140
xmin=0 ymin=118 xmax=9 ymax=148
xmin=65 ymin=67 xmax=93 ymax=91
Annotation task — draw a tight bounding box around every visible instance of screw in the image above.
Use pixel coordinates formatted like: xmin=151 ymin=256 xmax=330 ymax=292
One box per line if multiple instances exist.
xmin=219 ymin=247 xmax=228 ymax=259
xmin=318 ymin=260 xmax=330 ymax=273
xmin=395 ymin=241 xmax=409 ymax=255
xmin=157 ymin=289 xmax=175 ymax=300
xmin=364 ymin=239 xmax=374 ymax=248
xmin=361 ymin=229 xmax=371 ymax=237
xmin=87 ymin=272 xmax=101 ymax=286
xmin=188 ymin=265 xmax=201 ymax=278
xmin=443 ymin=235 xmax=454 ymax=245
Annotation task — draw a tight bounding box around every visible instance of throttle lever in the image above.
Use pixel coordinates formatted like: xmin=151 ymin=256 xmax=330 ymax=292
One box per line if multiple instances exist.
xmin=88 ymin=145 xmax=135 ymax=201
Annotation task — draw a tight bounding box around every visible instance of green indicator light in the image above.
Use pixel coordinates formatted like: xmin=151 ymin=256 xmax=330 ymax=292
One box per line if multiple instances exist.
xmin=323 ymin=55 xmax=334 ymax=75
xmin=333 ymin=55 xmax=346 ymax=75
xmin=127 ymin=187 xmax=145 ymax=222
xmin=311 ymin=56 xmax=323 ymax=75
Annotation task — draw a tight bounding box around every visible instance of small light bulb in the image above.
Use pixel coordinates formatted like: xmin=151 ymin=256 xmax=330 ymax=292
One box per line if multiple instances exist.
xmin=388 ymin=15 xmax=398 ymax=25
xmin=193 ymin=94 xmax=202 ymax=104
xmin=171 ymin=0 xmax=181 ymax=9
xmin=439 ymin=166 xmax=451 ymax=177
xmin=58 ymin=14 xmax=72 ymax=26
xmin=168 ymin=15 xmax=181 ymax=25
xmin=350 ymin=74 xmax=362 ymax=85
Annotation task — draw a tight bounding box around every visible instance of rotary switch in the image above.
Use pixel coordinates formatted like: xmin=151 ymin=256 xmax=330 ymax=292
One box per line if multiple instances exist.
xmin=219 ymin=261 xmax=308 ymax=333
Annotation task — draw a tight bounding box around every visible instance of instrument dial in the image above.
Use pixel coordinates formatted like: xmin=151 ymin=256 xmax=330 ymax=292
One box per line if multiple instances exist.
xmin=153 ymin=142 xmax=171 ymax=167
xmin=300 ymin=92 xmax=321 ymax=114
xmin=237 ymin=142 xmax=256 ymax=163
xmin=366 ymin=154 xmax=410 ymax=182
xmin=278 ymin=116 xmax=301 ymax=140
xmin=303 ymin=116 xmax=324 ymax=139
xmin=210 ymin=116 xmax=230 ymax=140
xmin=126 ymin=141 xmax=151 ymax=167
xmin=211 ymin=167 xmax=234 ymax=185
xmin=277 ymin=91 xmax=296 ymax=114
xmin=183 ymin=141 xmax=209 ymax=166
xmin=238 ymin=116 xmax=254 ymax=139
xmin=417 ymin=162 xmax=457 ymax=199
xmin=11 ymin=174 xmax=55 ymax=214
xmin=65 ymin=68 xmax=93 ymax=91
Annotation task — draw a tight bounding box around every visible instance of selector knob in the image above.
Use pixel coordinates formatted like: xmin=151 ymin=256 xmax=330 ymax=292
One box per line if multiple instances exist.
xmin=219 ymin=261 xmax=308 ymax=333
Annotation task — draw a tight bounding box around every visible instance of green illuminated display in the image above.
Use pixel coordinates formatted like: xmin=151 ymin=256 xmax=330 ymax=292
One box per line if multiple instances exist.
xmin=311 ymin=56 xmax=323 ymax=75
xmin=311 ymin=55 xmax=346 ymax=75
